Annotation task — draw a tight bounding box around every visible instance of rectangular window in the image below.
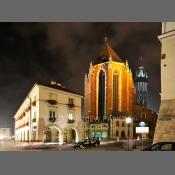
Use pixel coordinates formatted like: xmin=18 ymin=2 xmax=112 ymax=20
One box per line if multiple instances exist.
xmin=68 ymin=113 xmax=73 ymax=120
xmin=141 ymin=113 xmax=146 ymax=119
xmin=161 ymin=53 xmax=166 ymax=59
xmin=34 ymin=111 xmax=36 ymax=118
xmin=116 ymin=121 xmax=119 ymax=127
xmin=113 ymin=73 xmax=119 ymax=112
xmin=68 ymin=98 xmax=74 ymax=105
xmin=49 ymin=111 xmax=56 ymax=117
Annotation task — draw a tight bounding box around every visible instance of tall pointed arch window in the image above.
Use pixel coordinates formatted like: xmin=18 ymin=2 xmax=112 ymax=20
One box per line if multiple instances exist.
xmin=98 ymin=70 xmax=105 ymax=120
xmin=113 ymin=70 xmax=119 ymax=113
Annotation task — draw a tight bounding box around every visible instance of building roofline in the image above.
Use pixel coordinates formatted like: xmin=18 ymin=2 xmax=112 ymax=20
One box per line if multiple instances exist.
xmin=37 ymin=83 xmax=83 ymax=98
xmin=37 ymin=82 xmax=83 ymax=97
xmin=14 ymin=83 xmax=38 ymax=118
xmin=14 ymin=83 xmax=83 ymax=118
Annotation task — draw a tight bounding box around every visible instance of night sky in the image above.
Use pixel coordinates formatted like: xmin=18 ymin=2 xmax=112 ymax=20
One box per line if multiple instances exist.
xmin=0 ymin=22 xmax=161 ymax=129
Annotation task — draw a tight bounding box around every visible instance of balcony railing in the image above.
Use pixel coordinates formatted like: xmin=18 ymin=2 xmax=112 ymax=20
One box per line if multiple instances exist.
xmin=25 ymin=122 xmax=29 ymax=126
xmin=49 ymin=116 xmax=56 ymax=123
xmin=67 ymin=103 xmax=75 ymax=108
xmin=67 ymin=119 xmax=75 ymax=123
xmin=47 ymin=100 xmax=57 ymax=105
xmin=32 ymin=118 xmax=36 ymax=123
xmin=32 ymin=101 xmax=36 ymax=106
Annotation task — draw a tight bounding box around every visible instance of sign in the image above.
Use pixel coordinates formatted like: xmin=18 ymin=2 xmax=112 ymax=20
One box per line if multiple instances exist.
xmin=136 ymin=127 xmax=149 ymax=134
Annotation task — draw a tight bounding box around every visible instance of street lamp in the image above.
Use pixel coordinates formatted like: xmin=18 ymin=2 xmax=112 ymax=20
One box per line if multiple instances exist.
xmin=139 ymin=121 xmax=146 ymax=149
xmin=109 ymin=114 xmax=113 ymax=140
xmin=125 ymin=117 xmax=132 ymax=151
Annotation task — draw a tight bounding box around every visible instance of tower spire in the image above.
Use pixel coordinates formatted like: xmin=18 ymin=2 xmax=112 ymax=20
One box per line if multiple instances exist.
xmin=125 ymin=59 xmax=129 ymax=71
xmin=135 ymin=57 xmax=148 ymax=107
xmin=140 ymin=56 xmax=143 ymax=67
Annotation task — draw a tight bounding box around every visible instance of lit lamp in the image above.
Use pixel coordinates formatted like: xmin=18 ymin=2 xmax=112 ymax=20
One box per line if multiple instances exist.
xmin=125 ymin=117 xmax=132 ymax=151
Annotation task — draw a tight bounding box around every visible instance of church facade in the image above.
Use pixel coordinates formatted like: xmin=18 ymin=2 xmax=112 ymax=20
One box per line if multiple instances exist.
xmin=84 ymin=38 xmax=135 ymax=140
xmin=84 ymin=38 xmax=135 ymax=119
xmin=84 ymin=38 xmax=157 ymax=140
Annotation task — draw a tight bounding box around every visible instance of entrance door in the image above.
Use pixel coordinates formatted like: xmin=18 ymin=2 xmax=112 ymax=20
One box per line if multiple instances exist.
xmin=121 ymin=130 xmax=126 ymax=140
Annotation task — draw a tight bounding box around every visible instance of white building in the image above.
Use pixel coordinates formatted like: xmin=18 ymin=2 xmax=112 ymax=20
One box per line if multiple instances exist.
xmin=14 ymin=81 xmax=83 ymax=144
xmin=154 ymin=22 xmax=175 ymax=143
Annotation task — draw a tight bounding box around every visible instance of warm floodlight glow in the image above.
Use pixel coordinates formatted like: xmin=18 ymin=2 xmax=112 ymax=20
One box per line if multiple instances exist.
xmin=0 ymin=135 xmax=5 ymax=140
xmin=125 ymin=117 xmax=132 ymax=124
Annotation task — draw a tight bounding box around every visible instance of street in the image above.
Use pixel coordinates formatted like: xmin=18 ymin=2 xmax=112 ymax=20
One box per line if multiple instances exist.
xmin=0 ymin=140 xmax=148 ymax=151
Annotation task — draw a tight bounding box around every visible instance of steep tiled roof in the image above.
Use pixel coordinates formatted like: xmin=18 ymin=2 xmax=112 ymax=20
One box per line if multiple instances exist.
xmin=37 ymin=82 xmax=83 ymax=96
xmin=94 ymin=37 xmax=123 ymax=65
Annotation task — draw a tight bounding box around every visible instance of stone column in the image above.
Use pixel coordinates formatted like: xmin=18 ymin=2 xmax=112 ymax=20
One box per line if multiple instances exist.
xmin=59 ymin=130 xmax=64 ymax=144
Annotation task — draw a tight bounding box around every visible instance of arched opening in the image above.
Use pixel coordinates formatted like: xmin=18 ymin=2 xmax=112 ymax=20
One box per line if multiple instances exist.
xmin=27 ymin=130 xmax=29 ymax=141
xmin=22 ymin=132 xmax=25 ymax=142
xmin=116 ymin=130 xmax=119 ymax=137
xmin=116 ymin=121 xmax=119 ymax=127
xmin=122 ymin=121 xmax=125 ymax=127
xmin=121 ymin=130 xmax=126 ymax=140
xmin=63 ymin=128 xmax=78 ymax=143
xmin=98 ymin=70 xmax=106 ymax=120
xmin=113 ymin=70 xmax=119 ymax=112
xmin=20 ymin=132 xmax=22 ymax=142
xmin=44 ymin=126 xmax=60 ymax=143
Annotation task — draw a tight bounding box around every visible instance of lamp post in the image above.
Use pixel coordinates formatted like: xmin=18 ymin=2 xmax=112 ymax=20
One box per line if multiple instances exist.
xmin=126 ymin=117 xmax=132 ymax=151
xmin=83 ymin=116 xmax=86 ymax=139
xmin=139 ymin=121 xmax=146 ymax=149
xmin=88 ymin=115 xmax=90 ymax=139
xmin=109 ymin=114 xmax=113 ymax=140
xmin=93 ymin=117 xmax=96 ymax=139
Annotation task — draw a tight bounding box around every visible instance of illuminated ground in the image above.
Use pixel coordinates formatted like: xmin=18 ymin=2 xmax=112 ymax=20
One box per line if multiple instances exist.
xmin=0 ymin=140 xmax=148 ymax=151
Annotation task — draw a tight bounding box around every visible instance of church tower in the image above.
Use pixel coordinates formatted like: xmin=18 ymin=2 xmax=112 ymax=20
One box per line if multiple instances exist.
xmin=135 ymin=57 xmax=148 ymax=107
xmin=154 ymin=22 xmax=175 ymax=143
xmin=84 ymin=37 xmax=135 ymax=122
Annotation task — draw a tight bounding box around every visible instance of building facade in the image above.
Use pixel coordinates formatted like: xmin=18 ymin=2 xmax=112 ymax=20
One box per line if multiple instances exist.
xmin=14 ymin=82 xmax=83 ymax=143
xmin=84 ymin=38 xmax=135 ymax=140
xmin=154 ymin=22 xmax=175 ymax=143
xmin=135 ymin=58 xmax=148 ymax=107
xmin=132 ymin=104 xmax=157 ymax=139
xmin=83 ymin=116 xmax=133 ymax=140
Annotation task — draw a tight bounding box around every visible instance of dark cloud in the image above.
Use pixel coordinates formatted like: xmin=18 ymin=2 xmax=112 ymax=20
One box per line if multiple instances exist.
xmin=0 ymin=22 xmax=161 ymax=129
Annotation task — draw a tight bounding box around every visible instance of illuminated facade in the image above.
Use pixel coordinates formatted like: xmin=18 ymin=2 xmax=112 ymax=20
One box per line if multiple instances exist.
xmin=135 ymin=58 xmax=148 ymax=107
xmin=154 ymin=22 xmax=175 ymax=143
xmin=84 ymin=38 xmax=135 ymax=139
xmin=84 ymin=38 xmax=135 ymax=119
xmin=14 ymin=81 xmax=83 ymax=143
